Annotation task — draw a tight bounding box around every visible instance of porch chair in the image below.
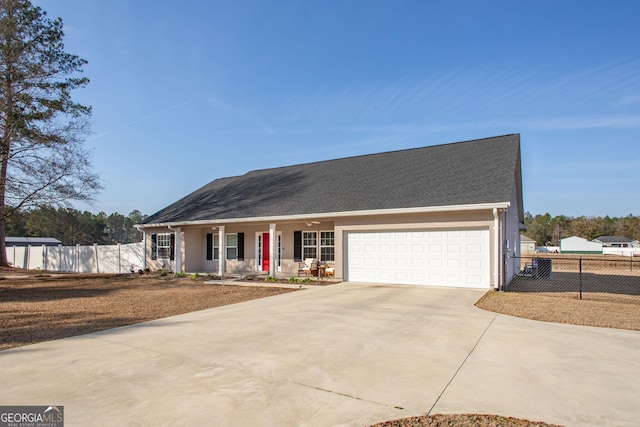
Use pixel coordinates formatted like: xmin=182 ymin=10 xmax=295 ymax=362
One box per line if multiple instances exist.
xmin=298 ymin=258 xmax=318 ymax=276
xmin=324 ymin=265 xmax=335 ymax=278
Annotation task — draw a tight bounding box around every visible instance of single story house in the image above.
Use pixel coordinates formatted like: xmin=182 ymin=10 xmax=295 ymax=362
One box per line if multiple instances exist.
xmin=139 ymin=134 xmax=524 ymax=289
xmin=560 ymin=236 xmax=603 ymax=254
xmin=5 ymin=237 xmax=62 ymax=247
xmin=520 ymin=235 xmax=536 ymax=254
xmin=592 ymin=236 xmax=639 ymax=248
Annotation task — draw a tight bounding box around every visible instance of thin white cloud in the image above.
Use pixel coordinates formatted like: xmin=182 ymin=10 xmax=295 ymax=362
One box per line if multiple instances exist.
xmin=522 ymin=114 xmax=640 ymax=130
xmin=86 ymin=101 xmax=190 ymax=142
xmin=550 ymin=159 xmax=640 ymax=172
xmin=281 ymin=113 xmax=640 ymax=139
xmin=282 ymin=56 xmax=640 ymax=133
xmin=87 ymin=131 xmax=111 ymax=141
xmin=126 ymin=101 xmax=190 ymax=126
xmin=614 ymin=95 xmax=640 ymax=107
xmin=206 ymin=97 xmax=275 ymax=135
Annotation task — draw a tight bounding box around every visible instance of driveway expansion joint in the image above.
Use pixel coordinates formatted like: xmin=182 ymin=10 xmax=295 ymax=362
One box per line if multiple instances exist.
xmin=288 ymin=379 xmax=413 ymax=413
xmin=427 ymin=313 xmax=498 ymax=415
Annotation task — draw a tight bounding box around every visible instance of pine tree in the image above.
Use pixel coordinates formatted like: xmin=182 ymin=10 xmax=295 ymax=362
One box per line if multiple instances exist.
xmin=0 ymin=0 xmax=100 ymax=265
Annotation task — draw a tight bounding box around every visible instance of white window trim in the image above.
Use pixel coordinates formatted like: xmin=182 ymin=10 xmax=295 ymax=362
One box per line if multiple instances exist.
xmin=213 ymin=234 xmax=219 ymax=260
xmin=302 ymin=231 xmax=318 ymax=259
xmin=157 ymin=233 xmax=172 ymax=260
xmin=320 ymin=230 xmax=335 ymax=262
xmin=226 ymin=233 xmax=238 ymax=260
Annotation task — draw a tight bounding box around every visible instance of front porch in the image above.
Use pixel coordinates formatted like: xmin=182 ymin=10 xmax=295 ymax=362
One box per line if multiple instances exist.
xmin=143 ymin=220 xmax=338 ymax=279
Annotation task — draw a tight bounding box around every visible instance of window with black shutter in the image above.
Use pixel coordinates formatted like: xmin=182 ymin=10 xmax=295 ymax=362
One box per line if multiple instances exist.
xmin=237 ymin=232 xmax=244 ymax=261
xmin=293 ymin=231 xmax=302 ymax=261
xmin=206 ymin=233 xmax=213 ymax=260
xmin=151 ymin=234 xmax=157 ymax=260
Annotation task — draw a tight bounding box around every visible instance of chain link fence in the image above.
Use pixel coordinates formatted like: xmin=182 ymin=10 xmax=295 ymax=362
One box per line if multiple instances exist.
xmin=507 ymin=255 xmax=640 ymax=304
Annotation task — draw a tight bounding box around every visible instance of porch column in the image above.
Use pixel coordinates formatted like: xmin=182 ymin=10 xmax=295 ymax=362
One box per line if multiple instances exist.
xmin=174 ymin=227 xmax=183 ymax=273
xmin=218 ymin=226 xmax=225 ymax=277
xmin=269 ymin=223 xmax=276 ymax=277
xmin=141 ymin=230 xmax=147 ymax=270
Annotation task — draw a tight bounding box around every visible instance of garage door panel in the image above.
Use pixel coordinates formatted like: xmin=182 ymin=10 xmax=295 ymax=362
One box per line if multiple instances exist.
xmin=467 ymin=259 xmax=482 ymax=269
xmin=467 ymin=274 xmax=483 ymax=286
xmin=346 ymin=229 xmax=490 ymax=288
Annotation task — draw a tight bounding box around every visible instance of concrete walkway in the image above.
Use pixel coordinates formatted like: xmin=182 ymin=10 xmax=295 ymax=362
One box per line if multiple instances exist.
xmin=1 ymin=283 xmax=638 ymax=426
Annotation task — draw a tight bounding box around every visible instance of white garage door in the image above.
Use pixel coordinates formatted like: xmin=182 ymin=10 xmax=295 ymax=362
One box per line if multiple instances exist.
xmin=346 ymin=229 xmax=490 ymax=288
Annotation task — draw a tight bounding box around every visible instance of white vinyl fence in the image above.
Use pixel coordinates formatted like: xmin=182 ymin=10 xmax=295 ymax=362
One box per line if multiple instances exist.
xmin=6 ymin=242 xmax=144 ymax=273
xmin=603 ymin=247 xmax=640 ymax=257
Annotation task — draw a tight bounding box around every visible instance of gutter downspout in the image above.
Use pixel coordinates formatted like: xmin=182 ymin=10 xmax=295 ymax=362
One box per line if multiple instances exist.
xmin=493 ymin=208 xmax=502 ymax=291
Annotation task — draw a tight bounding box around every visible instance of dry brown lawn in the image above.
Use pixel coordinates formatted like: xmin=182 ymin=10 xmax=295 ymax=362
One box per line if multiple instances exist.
xmin=476 ymin=290 xmax=640 ymax=331
xmin=0 ymin=272 xmax=297 ymax=351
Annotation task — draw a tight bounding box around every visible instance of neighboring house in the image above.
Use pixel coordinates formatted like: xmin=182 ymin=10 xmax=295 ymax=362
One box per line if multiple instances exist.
xmin=5 ymin=237 xmax=62 ymax=247
xmin=592 ymin=236 xmax=639 ymax=248
xmin=139 ymin=134 xmax=524 ymax=289
xmin=560 ymin=236 xmax=603 ymax=254
xmin=520 ymin=235 xmax=537 ymax=254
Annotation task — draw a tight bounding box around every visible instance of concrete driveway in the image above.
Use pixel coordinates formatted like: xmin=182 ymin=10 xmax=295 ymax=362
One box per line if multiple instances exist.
xmin=1 ymin=283 xmax=639 ymax=427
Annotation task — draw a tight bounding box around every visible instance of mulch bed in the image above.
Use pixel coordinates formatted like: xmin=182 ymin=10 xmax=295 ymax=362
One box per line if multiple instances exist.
xmin=369 ymin=414 xmax=563 ymax=426
xmin=238 ymin=274 xmax=339 ymax=286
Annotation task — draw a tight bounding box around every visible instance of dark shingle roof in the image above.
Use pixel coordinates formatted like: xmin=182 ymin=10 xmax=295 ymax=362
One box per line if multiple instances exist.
xmin=594 ymin=236 xmax=636 ymax=243
xmin=144 ymin=134 xmax=522 ymax=224
xmin=5 ymin=237 xmax=62 ymax=246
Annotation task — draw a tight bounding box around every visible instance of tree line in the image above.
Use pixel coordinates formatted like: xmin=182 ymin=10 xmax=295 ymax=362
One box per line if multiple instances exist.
xmin=5 ymin=207 xmax=147 ymax=245
xmin=524 ymin=213 xmax=640 ymax=246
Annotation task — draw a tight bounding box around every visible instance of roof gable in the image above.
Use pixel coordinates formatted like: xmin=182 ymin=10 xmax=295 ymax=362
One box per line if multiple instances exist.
xmin=144 ymin=134 xmax=522 ymax=224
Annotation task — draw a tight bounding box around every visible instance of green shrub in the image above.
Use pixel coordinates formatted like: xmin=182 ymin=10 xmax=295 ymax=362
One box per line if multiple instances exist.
xmin=265 ymin=276 xmax=277 ymax=282
xmin=189 ymin=273 xmax=201 ymax=279
xmin=157 ymin=268 xmax=171 ymax=277
xmin=288 ymin=277 xmax=301 ymax=283
xmin=174 ymin=271 xmax=187 ymax=278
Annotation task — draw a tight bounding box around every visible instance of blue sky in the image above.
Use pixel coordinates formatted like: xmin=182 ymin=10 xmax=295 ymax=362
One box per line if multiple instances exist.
xmin=33 ymin=0 xmax=640 ymax=218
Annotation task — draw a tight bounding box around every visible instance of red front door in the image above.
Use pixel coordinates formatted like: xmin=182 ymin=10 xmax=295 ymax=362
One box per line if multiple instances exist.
xmin=262 ymin=232 xmax=270 ymax=272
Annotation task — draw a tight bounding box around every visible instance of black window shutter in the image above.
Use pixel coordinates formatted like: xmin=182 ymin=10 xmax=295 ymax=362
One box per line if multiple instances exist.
xmin=170 ymin=233 xmax=175 ymax=261
xmin=294 ymin=231 xmax=302 ymax=262
xmin=237 ymin=232 xmax=244 ymax=261
xmin=151 ymin=234 xmax=157 ymax=260
xmin=206 ymin=233 xmax=213 ymax=260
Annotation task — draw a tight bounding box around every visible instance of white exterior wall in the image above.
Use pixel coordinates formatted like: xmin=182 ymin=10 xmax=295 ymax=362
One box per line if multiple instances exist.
xmin=520 ymin=239 xmax=536 ymax=253
xmin=183 ymin=228 xmax=201 ymax=272
xmin=504 ymin=184 xmax=521 ymax=285
xmin=560 ymin=236 xmax=603 ymax=253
